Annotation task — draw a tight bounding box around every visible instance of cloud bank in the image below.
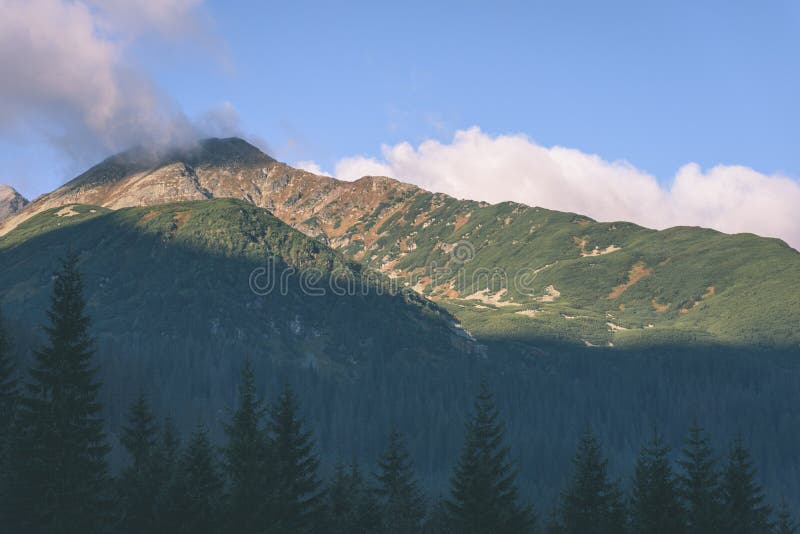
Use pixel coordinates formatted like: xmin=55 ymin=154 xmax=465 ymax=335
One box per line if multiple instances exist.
xmin=297 ymin=127 xmax=800 ymax=249
xmin=0 ymin=0 xmax=236 ymax=166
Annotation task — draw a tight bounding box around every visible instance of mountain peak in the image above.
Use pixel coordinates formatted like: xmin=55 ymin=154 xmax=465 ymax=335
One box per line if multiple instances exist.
xmin=91 ymin=136 xmax=273 ymax=176
xmin=0 ymin=184 xmax=28 ymax=222
xmin=179 ymin=137 xmax=275 ymax=167
xmin=0 ymin=183 xmax=21 ymax=197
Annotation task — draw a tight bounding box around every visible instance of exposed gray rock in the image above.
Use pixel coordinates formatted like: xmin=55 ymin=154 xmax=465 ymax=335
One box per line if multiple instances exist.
xmin=0 ymin=184 xmax=28 ymax=222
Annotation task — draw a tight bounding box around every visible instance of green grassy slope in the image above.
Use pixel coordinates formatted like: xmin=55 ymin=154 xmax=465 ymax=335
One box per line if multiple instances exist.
xmin=340 ymin=194 xmax=800 ymax=349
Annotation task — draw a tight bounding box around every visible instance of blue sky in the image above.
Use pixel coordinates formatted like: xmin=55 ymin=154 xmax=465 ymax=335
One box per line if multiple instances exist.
xmin=1 ymin=0 xmax=799 ymax=246
xmin=199 ymin=0 xmax=799 ymax=180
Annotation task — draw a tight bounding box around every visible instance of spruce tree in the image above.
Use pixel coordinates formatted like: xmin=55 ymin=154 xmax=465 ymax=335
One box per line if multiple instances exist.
xmin=629 ymin=432 xmax=686 ymax=533
xmin=0 ymin=308 xmax=17 ymax=437
xmin=423 ymin=500 xmax=456 ymax=534
xmin=118 ymin=393 xmax=160 ymax=533
xmin=445 ymin=383 xmax=535 ymax=534
xmin=173 ymin=426 xmax=224 ymax=534
xmin=722 ymin=437 xmax=771 ymax=534
xmin=350 ymin=461 xmax=382 ymax=532
xmin=121 ymin=393 xmax=158 ymax=468
xmin=159 ymin=417 xmax=181 ymax=467
xmin=8 ymin=250 xmax=109 ymax=533
xmin=326 ymin=460 xmax=360 ymax=534
xmin=0 ymin=308 xmax=19 ymax=519
xmin=325 ymin=460 xmax=380 ymax=534
xmin=544 ymin=506 xmax=566 ymax=534
xmin=223 ymin=359 xmax=271 ymax=533
xmin=678 ymin=423 xmax=723 ymax=534
xmin=554 ymin=427 xmax=626 ymax=534
xmin=775 ymin=498 xmax=798 ymax=534
xmin=152 ymin=417 xmax=183 ymax=533
xmin=267 ymin=386 xmax=322 ymax=533
xmin=374 ymin=430 xmax=426 ymax=533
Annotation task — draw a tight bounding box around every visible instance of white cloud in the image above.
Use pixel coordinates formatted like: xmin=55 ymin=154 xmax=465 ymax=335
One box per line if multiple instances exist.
xmin=86 ymin=0 xmax=204 ymax=37
xmin=194 ymin=102 xmax=242 ymax=139
xmin=328 ymin=127 xmax=800 ymax=249
xmin=334 ymin=156 xmax=393 ymax=181
xmin=0 ymin=0 xmax=120 ymax=132
xmin=294 ymin=160 xmax=331 ymax=177
xmin=0 ymin=0 xmax=232 ymax=169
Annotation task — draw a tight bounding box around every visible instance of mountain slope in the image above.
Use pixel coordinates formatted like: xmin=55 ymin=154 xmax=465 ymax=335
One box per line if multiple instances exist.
xmin=3 ymin=137 xmax=798 ymax=348
xmin=1 ymin=152 xmax=800 ymax=511
xmin=0 ymin=199 xmax=469 ymax=372
xmin=0 ymin=184 xmax=28 ymax=222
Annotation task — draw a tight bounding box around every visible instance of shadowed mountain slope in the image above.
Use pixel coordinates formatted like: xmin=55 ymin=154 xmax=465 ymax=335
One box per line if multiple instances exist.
xmin=0 ymin=199 xmax=469 ymax=374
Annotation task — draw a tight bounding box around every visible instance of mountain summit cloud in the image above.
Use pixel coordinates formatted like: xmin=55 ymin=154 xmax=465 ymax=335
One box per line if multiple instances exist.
xmin=0 ymin=0 xmax=236 ymax=168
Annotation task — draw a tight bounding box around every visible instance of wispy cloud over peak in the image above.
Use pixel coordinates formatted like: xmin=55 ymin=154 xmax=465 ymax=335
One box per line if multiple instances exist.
xmin=0 ymin=0 xmax=235 ymax=174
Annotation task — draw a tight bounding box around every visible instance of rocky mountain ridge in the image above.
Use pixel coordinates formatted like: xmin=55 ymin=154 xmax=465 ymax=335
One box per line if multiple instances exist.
xmin=3 ymin=137 xmax=798 ymax=348
xmin=0 ymin=138 xmax=416 ymax=244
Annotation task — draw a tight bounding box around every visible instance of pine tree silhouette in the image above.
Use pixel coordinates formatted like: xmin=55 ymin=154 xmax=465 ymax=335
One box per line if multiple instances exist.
xmin=423 ymin=499 xmax=456 ymax=534
xmin=544 ymin=505 xmax=566 ymax=534
xmin=445 ymin=383 xmax=535 ymax=534
xmin=326 ymin=460 xmax=359 ymax=534
xmin=629 ymin=431 xmax=686 ymax=533
xmin=117 ymin=392 xmax=160 ymax=533
xmin=159 ymin=417 xmax=181 ymax=467
xmin=374 ymin=430 xmax=426 ymax=533
xmin=678 ymin=423 xmax=723 ymax=534
xmin=0 ymin=308 xmax=19 ymax=521
xmin=325 ymin=460 xmax=381 ymax=533
xmin=152 ymin=417 xmax=183 ymax=533
xmin=0 ymin=308 xmax=17 ymax=436
xmin=223 ymin=359 xmax=271 ymax=533
xmin=7 ymin=250 xmax=110 ymax=533
xmin=775 ymin=498 xmax=798 ymax=534
xmin=267 ymin=386 xmax=322 ymax=533
xmin=553 ymin=426 xmax=626 ymax=534
xmin=722 ymin=436 xmax=771 ymax=534
xmin=173 ymin=426 xmax=223 ymax=534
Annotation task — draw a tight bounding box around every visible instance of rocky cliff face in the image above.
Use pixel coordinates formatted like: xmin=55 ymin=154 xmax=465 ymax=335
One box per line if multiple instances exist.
xmin=0 ymin=185 xmax=28 ymax=222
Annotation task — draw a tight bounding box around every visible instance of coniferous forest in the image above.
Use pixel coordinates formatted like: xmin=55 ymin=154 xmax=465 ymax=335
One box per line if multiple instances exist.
xmin=0 ymin=253 xmax=797 ymax=533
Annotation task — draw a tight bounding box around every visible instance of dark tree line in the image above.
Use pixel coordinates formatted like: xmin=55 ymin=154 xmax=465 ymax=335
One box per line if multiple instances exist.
xmin=1 ymin=251 xmax=109 ymax=533
xmin=0 ymin=253 xmax=797 ymax=533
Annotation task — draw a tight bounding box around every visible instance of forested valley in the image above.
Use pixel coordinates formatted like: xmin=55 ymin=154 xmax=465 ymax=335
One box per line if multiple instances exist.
xmin=1 ymin=253 xmax=798 ymax=533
